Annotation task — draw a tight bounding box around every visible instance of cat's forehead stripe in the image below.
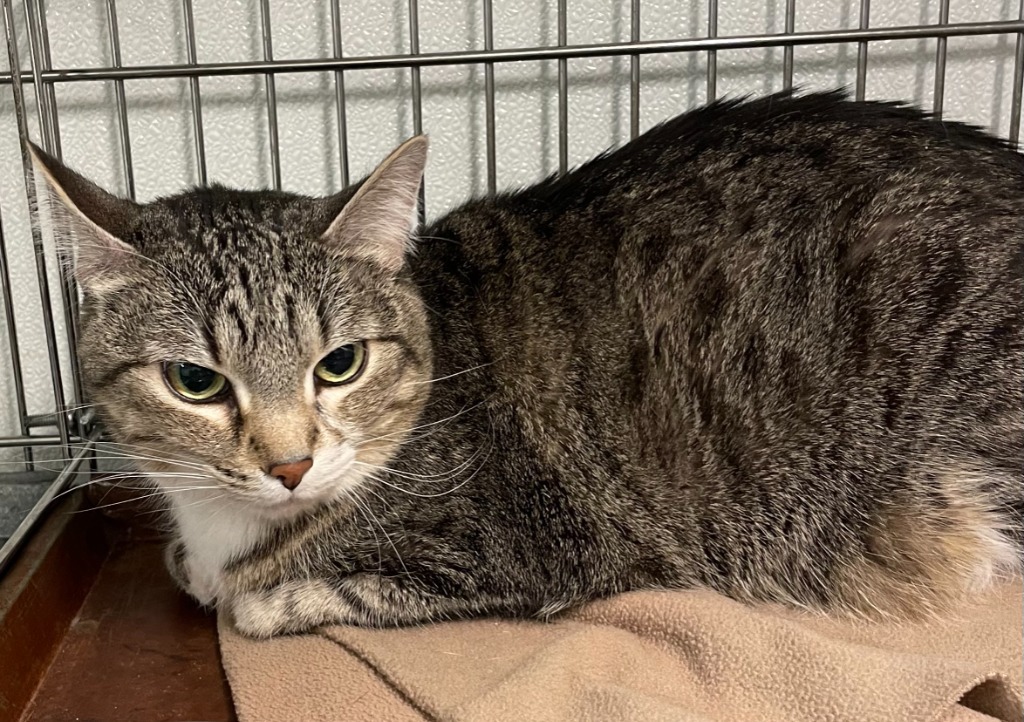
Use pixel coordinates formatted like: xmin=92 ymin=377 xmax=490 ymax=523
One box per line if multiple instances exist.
xmin=201 ymin=320 xmax=222 ymax=367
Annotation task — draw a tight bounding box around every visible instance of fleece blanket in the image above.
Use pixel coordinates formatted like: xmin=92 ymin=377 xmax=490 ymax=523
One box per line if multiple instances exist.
xmin=219 ymin=581 xmax=1023 ymax=722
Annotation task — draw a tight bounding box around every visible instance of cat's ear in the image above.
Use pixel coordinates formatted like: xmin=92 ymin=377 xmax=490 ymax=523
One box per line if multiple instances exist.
xmin=321 ymin=135 xmax=428 ymax=273
xmin=29 ymin=142 xmax=143 ymax=294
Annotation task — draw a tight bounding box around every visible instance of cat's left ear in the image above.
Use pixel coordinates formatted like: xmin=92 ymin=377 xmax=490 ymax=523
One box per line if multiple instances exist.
xmin=321 ymin=135 xmax=428 ymax=273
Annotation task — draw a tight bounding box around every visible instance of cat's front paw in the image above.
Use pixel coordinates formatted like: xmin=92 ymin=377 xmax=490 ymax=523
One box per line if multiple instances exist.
xmin=230 ymin=591 xmax=291 ymax=639
xmin=228 ymin=580 xmax=361 ymax=639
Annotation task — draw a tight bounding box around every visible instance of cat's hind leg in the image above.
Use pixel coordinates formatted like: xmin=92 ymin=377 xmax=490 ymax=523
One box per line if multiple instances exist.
xmin=834 ymin=463 xmax=1022 ymax=619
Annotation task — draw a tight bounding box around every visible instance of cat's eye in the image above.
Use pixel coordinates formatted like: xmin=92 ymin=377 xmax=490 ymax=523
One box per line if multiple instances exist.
xmin=164 ymin=362 xmax=229 ymax=402
xmin=314 ymin=343 xmax=367 ymax=386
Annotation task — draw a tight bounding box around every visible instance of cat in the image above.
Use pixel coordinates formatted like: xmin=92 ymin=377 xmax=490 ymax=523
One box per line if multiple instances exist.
xmin=32 ymin=90 xmax=1022 ymax=638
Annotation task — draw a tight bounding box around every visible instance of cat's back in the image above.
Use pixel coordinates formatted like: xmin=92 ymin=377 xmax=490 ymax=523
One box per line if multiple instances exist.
xmin=420 ymin=91 xmax=1022 ymax=359
xmin=426 ymin=90 xmax=1022 ymax=278
xmin=536 ymin=89 xmax=1022 ymax=225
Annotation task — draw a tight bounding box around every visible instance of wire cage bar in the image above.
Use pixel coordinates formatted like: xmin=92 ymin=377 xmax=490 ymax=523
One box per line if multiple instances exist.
xmin=0 ymin=0 xmax=1021 ymax=575
xmin=329 ymin=0 xmax=350 ymax=188
xmin=3 ymin=19 xmax=1023 ymax=84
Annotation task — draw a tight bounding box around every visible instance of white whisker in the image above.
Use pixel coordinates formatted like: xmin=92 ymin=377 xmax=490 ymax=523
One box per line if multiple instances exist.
xmin=364 ymin=438 xmax=493 ymax=499
xmin=352 ymin=490 xmax=410 ymax=578
xmin=352 ymin=448 xmax=481 ymax=483
xmin=407 ymin=361 xmax=497 ymax=386
xmin=68 ymin=485 xmax=224 ymax=514
xmin=355 ymin=400 xmax=486 ymax=448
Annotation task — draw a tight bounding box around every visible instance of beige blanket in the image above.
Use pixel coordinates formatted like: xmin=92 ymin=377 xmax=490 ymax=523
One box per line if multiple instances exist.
xmin=219 ymin=582 xmax=1023 ymax=722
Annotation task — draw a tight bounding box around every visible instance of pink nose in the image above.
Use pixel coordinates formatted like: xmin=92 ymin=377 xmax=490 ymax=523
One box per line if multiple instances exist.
xmin=268 ymin=458 xmax=313 ymax=490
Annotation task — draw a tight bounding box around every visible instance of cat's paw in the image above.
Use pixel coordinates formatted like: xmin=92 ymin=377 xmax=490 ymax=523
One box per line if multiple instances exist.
xmin=230 ymin=591 xmax=291 ymax=638
xmin=228 ymin=580 xmax=360 ymax=638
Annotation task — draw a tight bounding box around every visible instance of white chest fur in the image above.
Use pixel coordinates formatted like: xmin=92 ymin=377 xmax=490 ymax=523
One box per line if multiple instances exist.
xmin=168 ymin=487 xmax=269 ymax=606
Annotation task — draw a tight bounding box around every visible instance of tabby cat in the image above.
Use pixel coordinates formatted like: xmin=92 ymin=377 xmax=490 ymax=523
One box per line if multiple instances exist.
xmin=33 ymin=91 xmax=1022 ymax=638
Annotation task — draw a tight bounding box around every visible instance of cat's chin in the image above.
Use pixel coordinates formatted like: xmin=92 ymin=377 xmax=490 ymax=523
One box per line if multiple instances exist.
xmin=253 ymin=494 xmax=330 ymax=521
xmin=223 ymin=488 xmax=338 ymax=523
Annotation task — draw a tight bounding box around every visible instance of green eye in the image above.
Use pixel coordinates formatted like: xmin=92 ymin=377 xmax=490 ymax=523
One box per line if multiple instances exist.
xmin=164 ymin=362 xmax=228 ymax=402
xmin=314 ymin=343 xmax=366 ymax=385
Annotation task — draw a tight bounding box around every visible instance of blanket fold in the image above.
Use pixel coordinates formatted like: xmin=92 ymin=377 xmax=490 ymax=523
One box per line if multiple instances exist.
xmin=220 ymin=582 xmax=1022 ymax=722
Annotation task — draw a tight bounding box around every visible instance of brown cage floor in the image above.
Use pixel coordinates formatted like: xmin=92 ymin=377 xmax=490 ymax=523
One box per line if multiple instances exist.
xmin=0 ymin=486 xmax=236 ymax=722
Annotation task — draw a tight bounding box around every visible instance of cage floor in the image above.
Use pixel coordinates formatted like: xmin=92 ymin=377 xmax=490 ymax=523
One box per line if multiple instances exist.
xmin=1 ymin=487 xmax=235 ymax=722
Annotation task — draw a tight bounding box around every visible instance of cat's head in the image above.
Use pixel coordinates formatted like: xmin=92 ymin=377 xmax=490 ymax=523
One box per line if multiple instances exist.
xmin=33 ymin=138 xmax=432 ymax=519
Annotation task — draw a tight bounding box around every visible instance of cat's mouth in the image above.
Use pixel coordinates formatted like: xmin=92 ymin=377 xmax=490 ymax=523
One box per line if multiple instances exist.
xmin=221 ymin=443 xmax=361 ymax=516
xmin=204 ymin=470 xmax=342 ymax=520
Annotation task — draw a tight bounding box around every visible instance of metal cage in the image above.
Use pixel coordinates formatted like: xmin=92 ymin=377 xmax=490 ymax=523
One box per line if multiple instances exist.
xmin=0 ymin=0 xmax=1021 ymax=572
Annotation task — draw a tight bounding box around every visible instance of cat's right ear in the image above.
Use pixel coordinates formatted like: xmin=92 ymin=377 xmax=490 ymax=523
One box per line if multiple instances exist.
xmin=29 ymin=143 xmax=143 ymax=294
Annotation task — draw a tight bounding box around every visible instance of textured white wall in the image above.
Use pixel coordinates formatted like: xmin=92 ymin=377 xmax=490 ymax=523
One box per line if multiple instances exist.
xmin=0 ymin=0 xmax=1018 ymax=441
